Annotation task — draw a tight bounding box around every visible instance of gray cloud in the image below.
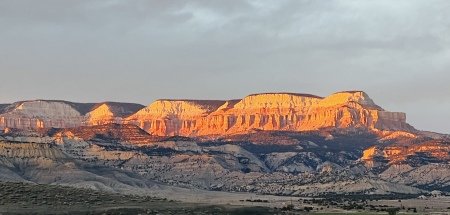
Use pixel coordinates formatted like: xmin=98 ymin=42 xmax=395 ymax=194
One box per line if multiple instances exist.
xmin=1 ymin=0 xmax=450 ymax=133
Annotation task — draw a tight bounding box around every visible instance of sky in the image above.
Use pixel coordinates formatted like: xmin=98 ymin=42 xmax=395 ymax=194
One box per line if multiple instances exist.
xmin=1 ymin=0 xmax=449 ymax=133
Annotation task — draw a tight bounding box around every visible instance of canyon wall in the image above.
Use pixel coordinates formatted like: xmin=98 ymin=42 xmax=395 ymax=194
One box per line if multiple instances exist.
xmin=126 ymin=91 xmax=416 ymax=136
xmin=0 ymin=100 xmax=86 ymax=129
xmin=361 ymin=140 xmax=450 ymax=166
xmin=0 ymin=100 xmax=143 ymax=130
xmin=83 ymin=102 xmax=145 ymax=126
xmin=0 ymin=91 xmax=416 ymax=136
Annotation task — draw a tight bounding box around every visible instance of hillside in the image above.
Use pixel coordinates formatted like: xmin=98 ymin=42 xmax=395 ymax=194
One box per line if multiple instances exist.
xmin=0 ymin=91 xmax=417 ymax=137
xmin=0 ymin=91 xmax=448 ymax=197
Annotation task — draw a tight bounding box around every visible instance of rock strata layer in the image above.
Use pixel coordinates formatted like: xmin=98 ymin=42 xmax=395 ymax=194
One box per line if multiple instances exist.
xmin=0 ymin=100 xmax=143 ymax=130
xmin=0 ymin=91 xmax=415 ymax=136
xmin=362 ymin=140 xmax=450 ymax=166
xmin=126 ymin=91 xmax=415 ymax=136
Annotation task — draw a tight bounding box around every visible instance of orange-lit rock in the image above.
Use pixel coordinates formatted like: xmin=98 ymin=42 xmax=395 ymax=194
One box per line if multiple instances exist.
xmin=379 ymin=131 xmax=417 ymax=141
xmin=83 ymin=102 xmax=144 ymax=126
xmin=125 ymin=100 xmax=227 ymax=136
xmin=362 ymin=140 xmax=450 ymax=166
xmin=0 ymin=91 xmax=416 ymax=137
xmin=297 ymin=91 xmax=412 ymax=131
xmin=362 ymin=146 xmax=382 ymax=161
xmin=84 ymin=104 xmax=116 ymax=125
xmin=125 ymin=91 xmax=416 ymax=136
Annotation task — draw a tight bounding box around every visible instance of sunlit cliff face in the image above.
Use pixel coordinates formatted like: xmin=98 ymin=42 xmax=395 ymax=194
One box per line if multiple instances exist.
xmin=0 ymin=91 xmax=415 ymax=137
xmin=85 ymin=104 xmax=114 ymax=125
xmin=84 ymin=102 xmax=145 ymax=126
xmin=127 ymin=100 xmax=226 ymax=120
xmin=125 ymin=91 xmax=415 ymax=136
xmin=362 ymin=140 xmax=450 ymax=167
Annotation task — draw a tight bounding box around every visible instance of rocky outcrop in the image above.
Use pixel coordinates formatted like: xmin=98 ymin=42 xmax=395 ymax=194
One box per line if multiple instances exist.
xmin=380 ymin=163 xmax=450 ymax=190
xmin=125 ymin=99 xmax=228 ymax=136
xmin=0 ymin=91 xmax=416 ymax=137
xmin=126 ymin=91 xmax=416 ymax=136
xmin=0 ymin=100 xmax=143 ymax=130
xmin=296 ymin=91 xmax=413 ymax=131
xmin=362 ymin=140 xmax=450 ymax=166
xmin=0 ymin=100 xmax=88 ymax=129
xmin=84 ymin=102 xmax=144 ymax=126
xmin=0 ymin=142 xmax=68 ymax=159
xmin=0 ymin=104 xmax=10 ymax=114
xmin=0 ymin=124 xmax=436 ymax=196
xmin=55 ymin=124 xmax=168 ymax=145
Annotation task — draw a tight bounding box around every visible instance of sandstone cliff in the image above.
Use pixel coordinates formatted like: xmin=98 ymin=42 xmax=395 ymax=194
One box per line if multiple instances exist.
xmin=0 ymin=100 xmax=88 ymax=129
xmin=361 ymin=140 xmax=450 ymax=166
xmin=126 ymin=91 xmax=416 ymax=136
xmin=125 ymin=99 xmax=228 ymax=136
xmin=0 ymin=91 xmax=416 ymax=137
xmin=0 ymin=100 xmax=143 ymax=130
xmin=84 ymin=102 xmax=145 ymax=126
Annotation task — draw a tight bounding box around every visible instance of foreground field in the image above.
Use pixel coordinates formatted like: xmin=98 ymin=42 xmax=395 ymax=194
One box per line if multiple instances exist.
xmin=2 ymin=181 xmax=450 ymax=215
xmin=0 ymin=182 xmax=273 ymax=215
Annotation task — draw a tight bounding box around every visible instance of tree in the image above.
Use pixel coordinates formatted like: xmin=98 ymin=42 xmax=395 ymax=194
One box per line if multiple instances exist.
xmin=304 ymin=206 xmax=313 ymax=212
xmin=387 ymin=208 xmax=398 ymax=215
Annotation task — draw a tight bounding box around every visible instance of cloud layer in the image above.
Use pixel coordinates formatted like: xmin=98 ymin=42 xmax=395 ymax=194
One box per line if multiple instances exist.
xmin=1 ymin=0 xmax=449 ymax=132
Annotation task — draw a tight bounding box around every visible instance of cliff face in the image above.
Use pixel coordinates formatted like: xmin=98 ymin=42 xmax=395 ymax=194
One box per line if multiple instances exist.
xmin=125 ymin=91 xmax=415 ymax=136
xmin=53 ymin=124 xmax=164 ymax=144
xmin=0 ymin=100 xmax=143 ymax=130
xmin=0 ymin=100 xmax=86 ymax=129
xmin=83 ymin=102 xmax=144 ymax=126
xmin=0 ymin=91 xmax=415 ymax=137
xmin=361 ymin=140 xmax=450 ymax=166
xmin=125 ymin=100 xmax=227 ymax=136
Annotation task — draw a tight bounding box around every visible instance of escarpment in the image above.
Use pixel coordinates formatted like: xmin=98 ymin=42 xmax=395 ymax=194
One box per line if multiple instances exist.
xmin=0 ymin=91 xmax=416 ymax=137
xmin=297 ymin=91 xmax=414 ymax=131
xmin=125 ymin=91 xmax=416 ymax=136
xmin=361 ymin=140 xmax=450 ymax=166
xmin=0 ymin=100 xmax=88 ymax=129
xmin=84 ymin=102 xmax=145 ymax=126
xmin=0 ymin=100 xmax=143 ymax=130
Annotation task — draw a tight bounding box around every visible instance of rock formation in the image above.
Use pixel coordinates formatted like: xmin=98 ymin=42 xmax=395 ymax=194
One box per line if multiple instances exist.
xmin=0 ymin=91 xmax=416 ymax=137
xmin=126 ymin=91 xmax=416 ymax=136
xmin=362 ymin=140 xmax=450 ymax=166
xmin=125 ymin=99 xmax=228 ymax=136
xmin=84 ymin=102 xmax=145 ymax=126
xmin=0 ymin=100 xmax=143 ymax=130
xmin=0 ymin=125 xmax=429 ymax=196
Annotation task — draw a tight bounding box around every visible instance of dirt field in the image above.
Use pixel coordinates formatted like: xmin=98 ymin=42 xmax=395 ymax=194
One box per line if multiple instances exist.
xmin=0 ymin=182 xmax=274 ymax=215
xmin=2 ymin=182 xmax=450 ymax=214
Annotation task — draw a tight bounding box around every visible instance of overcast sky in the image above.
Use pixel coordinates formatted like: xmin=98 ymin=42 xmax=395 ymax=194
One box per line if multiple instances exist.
xmin=1 ymin=0 xmax=449 ymax=133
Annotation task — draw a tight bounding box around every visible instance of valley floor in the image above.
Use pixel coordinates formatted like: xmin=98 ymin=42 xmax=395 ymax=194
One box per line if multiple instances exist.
xmin=1 ymin=181 xmax=450 ymax=215
xmin=0 ymin=182 xmax=274 ymax=215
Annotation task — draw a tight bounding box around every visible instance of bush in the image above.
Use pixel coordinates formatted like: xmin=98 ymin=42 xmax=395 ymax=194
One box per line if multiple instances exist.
xmin=281 ymin=204 xmax=294 ymax=211
xmin=387 ymin=208 xmax=399 ymax=215
xmin=304 ymin=206 xmax=313 ymax=212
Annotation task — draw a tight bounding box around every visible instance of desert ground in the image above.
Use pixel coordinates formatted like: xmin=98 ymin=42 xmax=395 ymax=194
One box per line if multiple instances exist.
xmin=1 ymin=181 xmax=450 ymax=214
